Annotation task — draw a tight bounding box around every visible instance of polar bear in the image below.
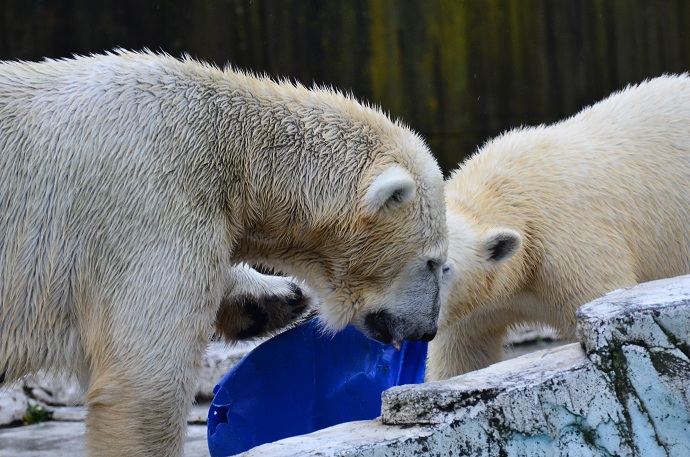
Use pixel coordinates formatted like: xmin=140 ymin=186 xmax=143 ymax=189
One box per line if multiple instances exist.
xmin=0 ymin=51 xmax=447 ymax=456
xmin=427 ymin=74 xmax=690 ymax=381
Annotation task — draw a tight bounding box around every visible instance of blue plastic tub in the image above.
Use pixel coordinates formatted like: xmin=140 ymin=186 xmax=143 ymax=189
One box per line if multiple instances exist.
xmin=207 ymin=319 xmax=427 ymax=456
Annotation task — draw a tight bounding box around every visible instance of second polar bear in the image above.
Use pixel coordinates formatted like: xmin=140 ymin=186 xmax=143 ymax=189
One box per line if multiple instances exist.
xmin=427 ymin=74 xmax=690 ymax=381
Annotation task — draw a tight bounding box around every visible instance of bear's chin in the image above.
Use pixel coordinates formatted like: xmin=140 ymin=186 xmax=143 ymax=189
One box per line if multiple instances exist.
xmin=362 ymin=309 xmax=437 ymax=350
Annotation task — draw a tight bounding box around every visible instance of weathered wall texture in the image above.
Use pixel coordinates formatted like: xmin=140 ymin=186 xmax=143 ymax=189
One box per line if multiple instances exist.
xmin=4 ymin=2 xmax=690 ymax=172
xmin=242 ymin=275 xmax=690 ymax=456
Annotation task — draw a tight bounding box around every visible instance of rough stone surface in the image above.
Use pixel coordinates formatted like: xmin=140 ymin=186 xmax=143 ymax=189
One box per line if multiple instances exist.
xmin=22 ymin=373 xmax=83 ymax=406
xmin=0 ymin=403 xmax=211 ymax=456
xmin=238 ymin=275 xmax=690 ymax=456
xmin=0 ymin=421 xmax=210 ymax=457
xmin=197 ymin=341 xmax=261 ymax=401
xmin=49 ymin=406 xmax=87 ymax=422
xmin=381 ymin=343 xmax=589 ymax=426
xmin=577 ymin=277 xmax=690 ymax=354
xmin=0 ymin=385 xmax=29 ymax=426
xmin=0 ymin=341 xmax=259 ymax=426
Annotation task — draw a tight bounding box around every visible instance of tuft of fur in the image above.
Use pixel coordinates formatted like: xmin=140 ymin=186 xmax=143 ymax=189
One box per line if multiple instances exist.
xmin=428 ymin=74 xmax=690 ymax=381
xmin=0 ymin=50 xmax=446 ymax=455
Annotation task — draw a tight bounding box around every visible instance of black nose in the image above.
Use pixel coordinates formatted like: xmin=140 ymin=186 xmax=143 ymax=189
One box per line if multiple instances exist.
xmin=421 ymin=330 xmax=437 ymax=342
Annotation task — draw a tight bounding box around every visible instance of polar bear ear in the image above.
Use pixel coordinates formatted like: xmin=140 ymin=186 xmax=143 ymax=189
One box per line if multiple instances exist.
xmin=364 ymin=166 xmax=417 ymax=213
xmin=480 ymin=228 xmax=522 ymax=264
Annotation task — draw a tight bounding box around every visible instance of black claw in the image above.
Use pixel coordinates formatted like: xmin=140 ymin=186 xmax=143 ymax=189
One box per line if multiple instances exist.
xmin=291 ymin=303 xmax=307 ymax=315
xmin=286 ymin=283 xmax=304 ymax=307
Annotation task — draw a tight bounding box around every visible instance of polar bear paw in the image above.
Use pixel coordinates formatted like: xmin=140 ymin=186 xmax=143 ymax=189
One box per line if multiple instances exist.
xmin=214 ymin=267 xmax=315 ymax=341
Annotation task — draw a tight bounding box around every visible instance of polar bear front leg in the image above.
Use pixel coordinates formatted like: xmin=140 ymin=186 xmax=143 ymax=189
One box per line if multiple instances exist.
xmin=82 ymin=320 xmax=205 ymax=457
xmin=426 ymin=316 xmax=507 ymax=381
xmin=85 ymin=355 xmax=196 ymax=457
xmin=81 ymin=282 xmax=211 ymax=456
xmin=214 ymin=264 xmax=315 ymax=341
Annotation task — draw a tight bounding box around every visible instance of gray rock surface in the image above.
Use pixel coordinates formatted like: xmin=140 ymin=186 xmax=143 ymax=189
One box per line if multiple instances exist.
xmin=0 ymin=417 xmax=209 ymax=457
xmin=0 ymin=385 xmax=28 ymax=426
xmin=22 ymin=373 xmax=83 ymax=406
xmin=196 ymin=341 xmax=261 ymax=401
xmin=240 ymin=275 xmax=690 ymax=456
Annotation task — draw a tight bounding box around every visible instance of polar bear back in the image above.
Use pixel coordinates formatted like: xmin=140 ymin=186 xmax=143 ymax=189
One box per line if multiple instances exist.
xmin=448 ymin=74 xmax=690 ymax=285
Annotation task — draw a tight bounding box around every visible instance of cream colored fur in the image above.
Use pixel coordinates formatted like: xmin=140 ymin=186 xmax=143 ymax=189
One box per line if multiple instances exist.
xmin=0 ymin=50 xmax=447 ymax=456
xmin=428 ymin=74 xmax=690 ymax=381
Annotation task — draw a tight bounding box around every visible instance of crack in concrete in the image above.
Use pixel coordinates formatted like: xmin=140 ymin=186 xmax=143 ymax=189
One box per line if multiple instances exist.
xmin=652 ymin=314 xmax=690 ymax=361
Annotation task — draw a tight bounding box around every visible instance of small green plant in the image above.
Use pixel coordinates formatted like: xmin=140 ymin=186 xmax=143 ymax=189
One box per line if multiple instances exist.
xmin=22 ymin=402 xmax=51 ymax=425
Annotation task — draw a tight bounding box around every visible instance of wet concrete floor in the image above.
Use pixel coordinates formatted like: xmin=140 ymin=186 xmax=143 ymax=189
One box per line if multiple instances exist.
xmin=0 ymin=404 xmax=211 ymax=457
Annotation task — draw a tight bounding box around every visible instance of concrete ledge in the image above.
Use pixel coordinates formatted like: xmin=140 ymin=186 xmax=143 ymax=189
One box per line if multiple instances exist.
xmin=577 ymin=276 xmax=690 ymax=355
xmin=0 ymin=385 xmax=29 ymax=425
xmin=381 ymin=343 xmax=587 ymax=426
xmin=0 ymin=421 xmax=210 ymax=457
xmin=239 ymin=275 xmax=690 ymax=456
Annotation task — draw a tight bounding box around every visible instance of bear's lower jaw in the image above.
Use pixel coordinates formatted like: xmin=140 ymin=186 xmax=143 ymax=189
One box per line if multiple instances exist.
xmin=362 ymin=310 xmax=438 ymax=348
xmin=363 ymin=310 xmax=395 ymax=345
xmin=421 ymin=329 xmax=437 ymax=342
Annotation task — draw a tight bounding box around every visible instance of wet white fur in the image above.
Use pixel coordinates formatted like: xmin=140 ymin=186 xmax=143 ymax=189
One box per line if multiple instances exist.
xmin=226 ymin=264 xmax=299 ymax=299
xmin=0 ymin=50 xmax=447 ymax=455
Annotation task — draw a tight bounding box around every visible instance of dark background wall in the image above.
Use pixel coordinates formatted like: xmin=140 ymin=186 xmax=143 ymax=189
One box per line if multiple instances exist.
xmin=2 ymin=0 xmax=689 ymax=173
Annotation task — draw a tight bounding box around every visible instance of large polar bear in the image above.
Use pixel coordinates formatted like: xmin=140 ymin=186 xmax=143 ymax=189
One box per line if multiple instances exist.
xmin=0 ymin=50 xmax=448 ymax=456
xmin=427 ymin=74 xmax=690 ymax=381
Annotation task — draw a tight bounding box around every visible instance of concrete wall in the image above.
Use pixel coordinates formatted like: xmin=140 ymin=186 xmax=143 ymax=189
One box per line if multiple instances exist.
xmin=239 ymin=275 xmax=690 ymax=457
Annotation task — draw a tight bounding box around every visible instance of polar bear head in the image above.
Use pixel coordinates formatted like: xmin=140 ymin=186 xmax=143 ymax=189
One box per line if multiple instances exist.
xmin=438 ymin=204 xmax=524 ymax=330
xmin=327 ymin=160 xmax=449 ymax=348
xmin=293 ymin=144 xmax=449 ymax=348
xmin=230 ymin=93 xmax=448 ymax=347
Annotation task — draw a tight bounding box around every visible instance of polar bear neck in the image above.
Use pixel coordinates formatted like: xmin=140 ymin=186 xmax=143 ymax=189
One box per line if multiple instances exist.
xmin=206 ymin=69 xmax=412 ymax=270
xmin=212 ymin=81 xmax=368 ymax=225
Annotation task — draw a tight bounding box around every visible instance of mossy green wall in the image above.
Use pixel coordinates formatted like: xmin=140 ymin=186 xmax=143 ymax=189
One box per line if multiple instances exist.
xmin=3 ymin=1 xmax=689 ymax=172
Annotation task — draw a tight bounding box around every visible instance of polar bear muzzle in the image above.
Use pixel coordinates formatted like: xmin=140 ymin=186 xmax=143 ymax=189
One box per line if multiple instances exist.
xmin=359 ymin=257 xmax=444 ymax=348
xmin=364 ymin=309 xmax=438 ymax=350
